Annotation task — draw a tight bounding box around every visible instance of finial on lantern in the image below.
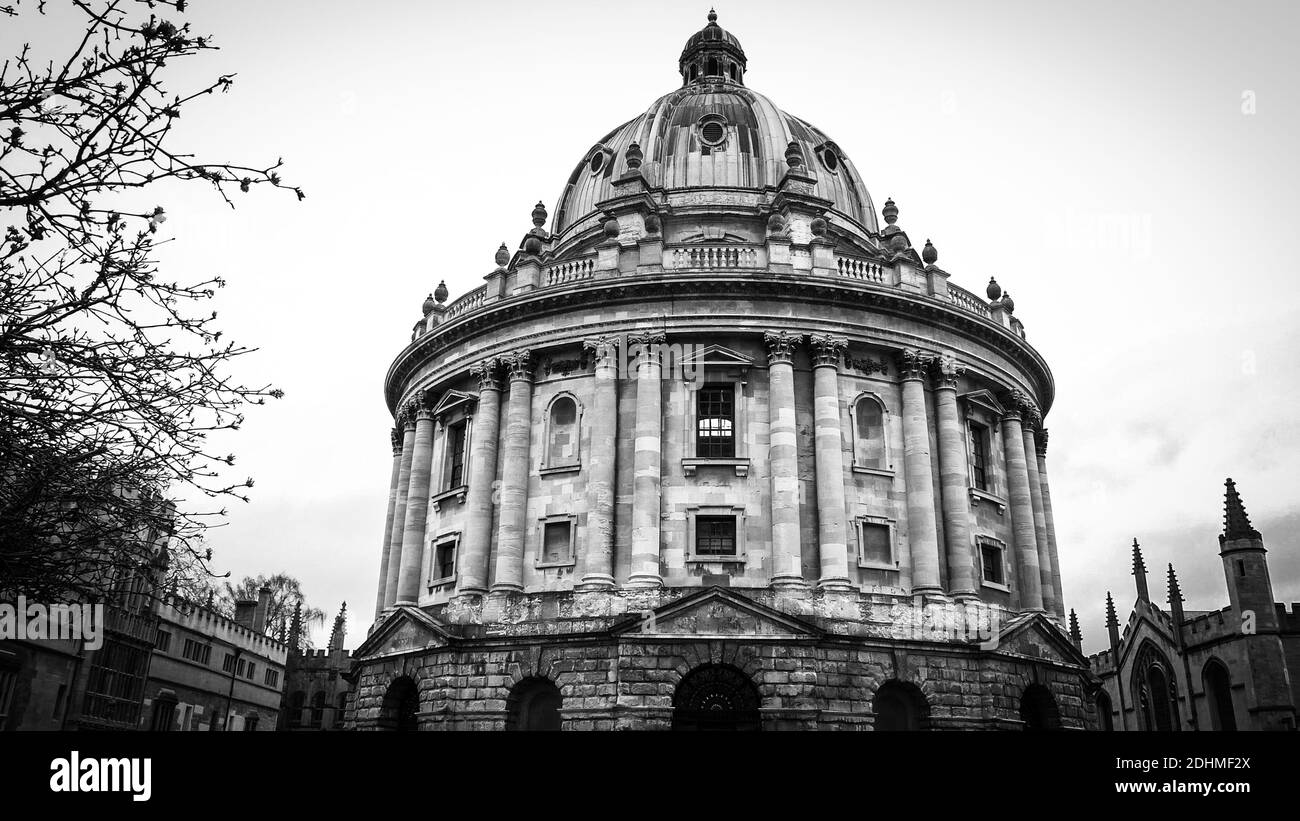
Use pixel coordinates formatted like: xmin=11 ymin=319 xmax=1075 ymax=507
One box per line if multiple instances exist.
xmin=708 ymin=8 xmax=718 ymax=24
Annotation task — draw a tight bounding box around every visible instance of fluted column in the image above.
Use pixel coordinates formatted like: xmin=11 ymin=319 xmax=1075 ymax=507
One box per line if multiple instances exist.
xmin=580 ymin=338 xmax=619 ymax=589
xmin=396 ymin=394 xmax=435 ymax=605
xmin=374 ymin=428 xmax=404 ymax=619
xmin=765 ymin=331 xmax=805 ymax=588
xmin=491 ymin=350 xmax=534 ymax=594
xmin=459 ymin=359 xmax=503 ymax=595
xmin=809 ymin=334 xmax=851 ymax=590
xmin=1035 ymin=427 xmax=1066 ymax=618
xmin=1000 ymin=391 xmax=1044 ymax=612
xmin=628 ymin=331 xmax=665 ymax=588
xmin=931 ymin=354 xmax=976 ymax=599
xmin=1020 ymin=406 xmax=1056 ymax=616
xmin=899 ymin=350 xmax=943 ymax=596
xmin=382 ymin=411 xmax=416 ymax=609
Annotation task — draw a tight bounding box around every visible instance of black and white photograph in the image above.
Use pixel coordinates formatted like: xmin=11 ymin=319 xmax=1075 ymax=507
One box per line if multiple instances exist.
xmin=1 ymin=0 xmax=1295 ymax=805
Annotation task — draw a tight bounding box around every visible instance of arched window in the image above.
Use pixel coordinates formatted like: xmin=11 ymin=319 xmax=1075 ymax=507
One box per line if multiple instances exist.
xmin=287 ymin=690 xmax=305 ymax=729
xmin=672 ymin=664 xmax=761 ymax=731
xmin=379 ymin=676 xmax=419 ymax=732
xmin=310 ymin=691 xmax=325 ymax=729
xmin=1095 ymin=690 xmax=1114 ymax=731
xmin=707 ymin=57 xmax=718 ymax=76
xmin=852 ymin=394 xmax=887 ymax=470
xmin=335 ymin=691 xmax=349 ymax=725
xmin=873 ymin=680 xmax=930 ymax=730
xmin=1133 ymin=642 xmax=1180 ymax=731
xmin=729 ymin=63 xmax=737 ymax=81
xmin=544 ymin=394 xmax=580 ymax=469
xmin=689 ymin=64 xmax=699 ymax=81
xmin=506 ymin=677 xmax=563 ymax=731
xmin=1202 ymin=660 xmax=1236 ymax=731
xmin=1019 ymin=683 xmax=1062 ymax=730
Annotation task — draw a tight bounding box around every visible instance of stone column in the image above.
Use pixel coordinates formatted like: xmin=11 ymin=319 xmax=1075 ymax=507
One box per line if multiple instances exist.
xmin=809 ymin=334 xmax=851 ymax=589
xmin=899 ymin=350 xmax=943 ymax=596
xmin=765 ymin=331 xmax=805 ymax=588
xmin=1000 ymin=391 xmax=1044 ymax=612
xmin=1034 ymin=426 xmax=1066 ymax=618
xmin=491 ymin=350 xmax=534 ymax=594
xmin=580 ymin=338 xmax=619 ymax=589
xmin=1019 ymin=407 xmax=1055 ymax=616
xmin=628 ymin=331 xmax=665 ymax=588
xmin=396 ymin=394 xmax=435 ymax=605
xmin=931 ymin=354 xmax=976 ymax=599
xmin=382 ymin=411 xmax=416 ymax=609
xmin=459 ymin=358 xmax=503 ymax=595
xmin=374 ymin=428 xmax=404 ymax=619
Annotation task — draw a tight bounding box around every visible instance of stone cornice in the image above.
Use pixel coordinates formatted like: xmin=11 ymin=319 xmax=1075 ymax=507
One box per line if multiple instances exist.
xmin=386 ymin=274 xmax=1055 ymax=414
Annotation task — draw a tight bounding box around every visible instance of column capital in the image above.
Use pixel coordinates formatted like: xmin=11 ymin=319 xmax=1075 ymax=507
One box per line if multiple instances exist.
xmin=808 ymin=333 xmax=847 ymax=368
xmin=897 ymin=348 xmax=934 ymax=381
xmin=502 ymin=350 xmax=534 ymax=382
xmin=470 ymin=357 xmax=504 ymax=392
xmin=582 ymin=336 xmax=621 ymax=368
xmin=930 ymin=353 xmax=965 ymax=390
xmin=1000 ymin=388 xmax=1030 ymax=420
xmin=627 ymin=330 xmax=666 ymax=369
xmin=1025 ymin=406 xmax=1043 ymax=431
xmin=1036 ymin=427 xmax=1050 ymax=457
xmin=390 ymin=427 xmax=403 ymax=455
xmin=398 ymin=403 xmax=418 ymax=429
xmin=763 ymin=330 xmax=802 ymax=365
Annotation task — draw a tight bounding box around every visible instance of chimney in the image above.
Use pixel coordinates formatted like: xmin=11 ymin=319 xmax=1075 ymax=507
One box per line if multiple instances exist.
xmin=234 ymin=599 xmax=258 ymax=630
xmin=253 ymin=586 xmax=273 ymax=634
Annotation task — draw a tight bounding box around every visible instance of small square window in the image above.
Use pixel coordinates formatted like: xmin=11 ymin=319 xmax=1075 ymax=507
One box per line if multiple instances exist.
xmin=695 ymin=516 xmax=737 ymax=557
xmin=858 ymin=520 xmax=894 ymax=567
xmin=543 ymin=522 xmax=571 ymax=564
xmin=979 ymin=540 xmax=1006 ymax=587
xmin=429 ymin=534 xmax=460 ymax=585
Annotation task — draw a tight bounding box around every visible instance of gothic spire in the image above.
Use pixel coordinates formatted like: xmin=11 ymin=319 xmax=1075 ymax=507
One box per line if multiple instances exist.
xmin=1131 ymin=538 xmax=1149 ymax=602
xmin=1104 ymin=591 xmax=1118 ymax=628
xmin=1167 ymin=563 xmax=1184 ymax=606
xmin=1222 ymin=477 xmax=1261 ymax=540
xmin=328 ymin=602 xmax=348 ymax=652
xmin=288 ymin=601 xmax=303 ymax=653
xmin=1068 ymin=609 xmax=1082 ymax=647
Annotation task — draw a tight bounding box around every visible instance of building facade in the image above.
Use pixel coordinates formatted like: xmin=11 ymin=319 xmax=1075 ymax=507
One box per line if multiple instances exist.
xmin=349 ymin=12 xmax=1094 ymax=731
xmin=281 ymin=603 xmax=353 ymax=730
xmin=1087 ymin=479 xmax=1299 ymax=731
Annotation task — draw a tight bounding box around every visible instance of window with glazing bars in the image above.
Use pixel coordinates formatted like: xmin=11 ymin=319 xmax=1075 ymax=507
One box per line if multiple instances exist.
xmin=695 ymin=516 xmax=737 ymax=556
xmin=446 ymin=421 xmax=467 ymax=489
xmin=696 ymin=384 xmax=735 ymax=458
xmin=968 ymin=422 xmax=989 ymax=491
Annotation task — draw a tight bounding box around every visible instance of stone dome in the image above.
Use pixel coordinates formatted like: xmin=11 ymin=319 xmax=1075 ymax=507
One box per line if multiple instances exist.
xmin=551 ymin=12 xmax=877 ymax=240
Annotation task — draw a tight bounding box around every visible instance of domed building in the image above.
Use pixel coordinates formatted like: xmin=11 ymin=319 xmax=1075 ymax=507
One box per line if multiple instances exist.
xmin=348 ymin=12 xmax=1095 ymax=731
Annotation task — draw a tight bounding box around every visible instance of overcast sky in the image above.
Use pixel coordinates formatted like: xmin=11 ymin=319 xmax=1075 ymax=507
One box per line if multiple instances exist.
xmin=8 ymin=0 xmax=1298 ymax=651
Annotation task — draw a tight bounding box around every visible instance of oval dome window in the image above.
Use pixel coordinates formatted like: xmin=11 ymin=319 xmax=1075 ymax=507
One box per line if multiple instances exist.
xmin=701 ymin=121 xmax=725 ymax=145
xmin=589 ymin=152 xmax=604 ymax=174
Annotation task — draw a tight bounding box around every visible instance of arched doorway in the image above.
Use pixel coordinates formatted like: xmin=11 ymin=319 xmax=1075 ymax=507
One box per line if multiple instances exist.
xmin=872 ymin=680 xmax=930 ymax=730
xmin=506 ymin=677 xmax=563 ymax=731
xmin=1133 ymin=643 xmax=1180 ymax=731
xmin=1095 ymin=689 xmax=1114 ymax=731
xmin=379 ymin=676 xmax=419 ymax=732
xmin=1202 ymin=660 xmax=1237 ymax=731
xmin=672 ymin=664 xmax=761 ymax=731
xmin=1019 ymin=683 xmax=1062 ymax=730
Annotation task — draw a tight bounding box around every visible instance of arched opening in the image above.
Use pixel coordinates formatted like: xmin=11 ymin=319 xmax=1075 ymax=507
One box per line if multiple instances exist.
xmin=1202 ymin=660 xmax=1236 ymax=731
xmin=672 ymin=664 xmax=761 ymax=731
xmin=506 ymin=677 xmax=563 ymax=731
xmin=334 ymin=692 xmax=349 ymax=729
xmin=729 ymin=63 xmax=737 ymax=81
xmin=872 ymin=680 xmax=930 ymax=730
xmin=287 ymin=690 xmax=305 ymax=728
xmin=1132 ymin=643 xmax=1180 ymax=731
xmin=379 ymin=676 xmax=419 ymax=732
xmin=310 ymin=691 xmax=326 ymax=729
xmin=852 ymin=394 xmax=887 ymax=470
xmin=689 ymin=64 xmax=699 ymax=81
xmin=1019 ymin=683 xmax=1062 ymax=731
xmin=546 ymin=395 xmax=579 ymax=467
xmin=706 ymin=57 xmax=718 ymax=76
xmin=1095 ymin=689 xmax=1114 ymax=731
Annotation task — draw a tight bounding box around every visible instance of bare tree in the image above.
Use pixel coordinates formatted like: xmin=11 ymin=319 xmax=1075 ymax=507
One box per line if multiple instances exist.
xmin=0 ymin=0 xmax=300 ymax=603
xmin=214 ymin=572 xmax=326 ymax=648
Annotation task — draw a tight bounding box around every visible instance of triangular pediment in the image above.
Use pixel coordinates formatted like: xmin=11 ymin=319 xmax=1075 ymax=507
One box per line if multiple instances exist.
xmin=987 ymin=612 xmax=1088 ymax=666
xmin=431 ymin=389 xmax=476 ymax=419
xmin=613 ymin=586 xmax=821 ymax=639
xmin=1114 ymin=602 xmax=1180 ymax=669
xmin=959 ymin=389 xmax=1005 ymax=417
xmin=678 ymin=344 xmax=755 ymax=369
xmin=352 ymin=605 xmax=454 ymax=660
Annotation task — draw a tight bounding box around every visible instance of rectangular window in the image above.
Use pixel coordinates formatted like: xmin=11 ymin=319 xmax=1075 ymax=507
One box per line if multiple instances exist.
xmin=244 ymin=715 xmax=259 ymax=731
xmin=264 ymin=669 xmax=280 ymax=688
xmin=236 ymin=658 xmax=246 ymax=678
xmin=694 ymin=515 xmax=737 ymax=557
xmin=542 ymin=521 xmax=571 ymax=565
xmin=155 ymin=630 xmax=172 ymax=653
xmin=0 ymin=668 xmax=15 ymax=727
xmin=859 ymin=521 xmax=893 ymax=566
xmin=222 ymin=653 xmax=236 ymax=674
xmin=696 ymin=383 xmax=735 ymax=458
xmin=980 ymin=541 xmax=1005 ymax=586
xmin=445 ymin=421 xmax=467 ymax=489
xmin=968 ymin=422 xmax=990 ymax=491
xmin=182 ymin=639 xmax=211 ymax=666
xmin=436 ymin=541 xmax=456 ymax=579
xmin=246 ymin=662 xmax=256 ymax=681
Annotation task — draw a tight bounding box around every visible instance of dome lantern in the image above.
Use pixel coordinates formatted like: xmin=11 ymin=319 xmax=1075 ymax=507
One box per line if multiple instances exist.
xmin=679 ymin=9 xmax=747 ymax=86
